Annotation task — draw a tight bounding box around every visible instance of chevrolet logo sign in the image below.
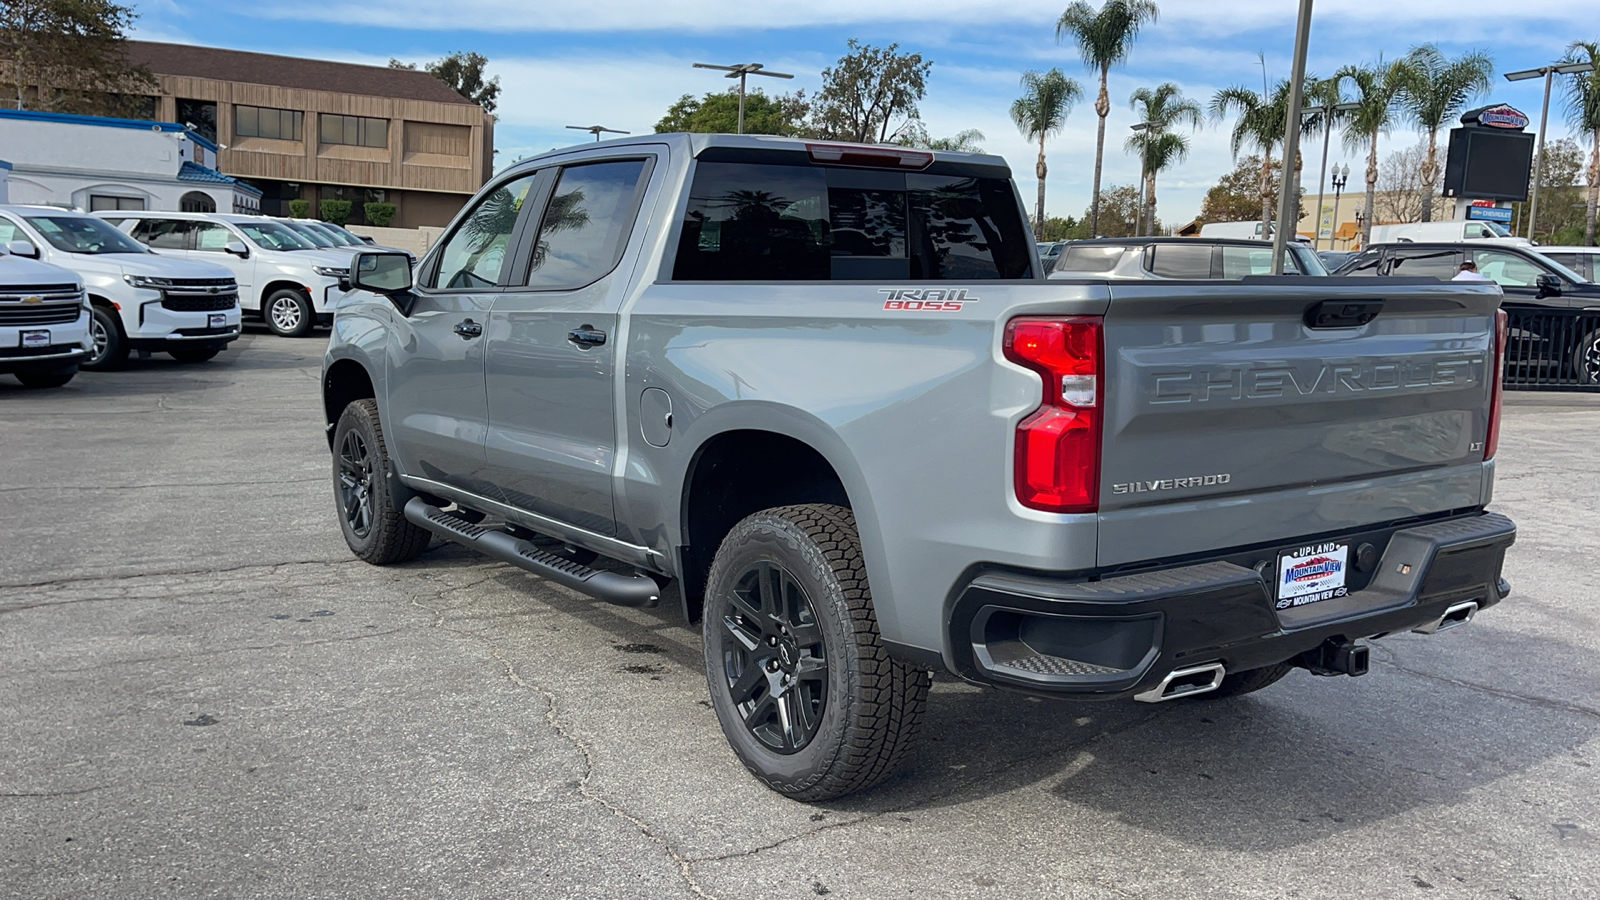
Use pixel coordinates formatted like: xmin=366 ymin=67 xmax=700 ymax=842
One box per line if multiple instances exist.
xmin=22 ymin=296 xmax=43 ymax=304
xmin=206 ymin=287 xmax=219 ymax=294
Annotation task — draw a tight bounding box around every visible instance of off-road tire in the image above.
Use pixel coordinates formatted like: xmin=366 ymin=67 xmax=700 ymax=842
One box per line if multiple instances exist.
xmin=332 ymin=399 xmax=431 ymax=565
xmin=702 ymin=504 xmax=928 ymax=801
xmin=1574 ymin=329 xmax=1600 ymax=385
xmin=1204 ymin=661 xmax=1295 ymax=699
xmin=265 ymin=289 xmax=314 ymax=337
xmin=14 ymin=363 xmax=78 ymax=388
xmin=168 ymin=346 xmax=221 ymax=363
xmin=84 ymin=304 xmax=128 ymax=370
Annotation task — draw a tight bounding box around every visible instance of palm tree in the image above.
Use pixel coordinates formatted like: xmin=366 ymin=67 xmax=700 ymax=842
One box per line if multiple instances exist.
xmin=1055 ymin=0 xmax=1159 ymax=236
xmin=1393 ymin=44 xmax=1494 ymax=222
xmin=1126 ymin=83 xmax=1202 ymax=235
xmin=1562 ymin=41 xmax=1600 ymax=245
xmin=1211 ymin=77 xmax=1322 ymax=229
xmin=1011 ymin=68 xmax=1084 ymax=234
xmin=1337 ymin=59 xmax=1404 ymax=247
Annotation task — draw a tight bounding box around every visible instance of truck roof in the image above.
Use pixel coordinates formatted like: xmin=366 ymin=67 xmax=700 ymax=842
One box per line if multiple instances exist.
xmin=506 ymin=132 xmax=1013 ymax=177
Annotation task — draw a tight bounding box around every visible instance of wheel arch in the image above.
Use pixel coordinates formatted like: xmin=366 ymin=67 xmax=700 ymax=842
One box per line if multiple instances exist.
xmin=86 ymin=293 xmax=126 ymax=333
xmin=261 ymin=280 xmax=311 ymax=307
xmin=323 ymin=357 xmax=377 ymax=449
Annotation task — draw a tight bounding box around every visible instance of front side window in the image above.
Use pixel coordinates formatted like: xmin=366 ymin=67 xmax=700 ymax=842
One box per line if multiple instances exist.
xmin=1386 ymin=249 xmax=1460 ymax=279
xmin=1472 ymin=250 xmax=1545 ymax=287
xmin=524 ymin=160 xmax=649 ymax=289
xmin=235 ymin=221 xmax=316 ymax=251
xmin=132 ymin=219 xmax=191 ymax=250
xmin=191 ymin=223 xmax=236 ymax=252
xmin=236 ymin=105 xmax=304 ymax=141
xmin=283 ymin=222 xmax=338 ymax=248
xmin=0 ymin=217 xmax=32 ymax=247
xmin=430 ymin=173 xmax=538 ymax=290
xmin=672 ymin=161 xmax=1032 ymax=281
xmin=320 ymin=114 xmax=388 ymax=149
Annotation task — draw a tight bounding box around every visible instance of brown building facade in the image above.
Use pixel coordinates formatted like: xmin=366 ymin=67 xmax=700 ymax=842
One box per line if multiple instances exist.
xmin=130 ymin=42 xmax=494 ymax=228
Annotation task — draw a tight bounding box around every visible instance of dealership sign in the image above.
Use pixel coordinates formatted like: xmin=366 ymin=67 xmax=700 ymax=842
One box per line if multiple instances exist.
xmin=1470 ymin=104 xmax=1530 ymax=130
xmin=1467 ymin=206 xmax=1514 ymax=223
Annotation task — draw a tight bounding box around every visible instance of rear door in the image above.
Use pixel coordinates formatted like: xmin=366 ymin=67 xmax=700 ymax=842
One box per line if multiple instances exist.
xmin=480 ymin=154 xmax=656 ymax=535
xmin=1095 ymin=279 xmax=1499 ymax=567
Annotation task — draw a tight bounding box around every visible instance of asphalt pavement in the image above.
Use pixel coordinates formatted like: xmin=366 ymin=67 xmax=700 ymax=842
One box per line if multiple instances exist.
xmin=2 ymin=331 xmax=1597 ymax=899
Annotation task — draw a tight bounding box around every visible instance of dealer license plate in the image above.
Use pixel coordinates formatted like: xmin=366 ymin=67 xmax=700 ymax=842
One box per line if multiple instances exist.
xmin=21 ymin=329 xmax=49 ymax=348
xmin=1274 ymin=542 xmax=1350 ymax=610
xmin=209 ymin=314 xmax=227 ymax=328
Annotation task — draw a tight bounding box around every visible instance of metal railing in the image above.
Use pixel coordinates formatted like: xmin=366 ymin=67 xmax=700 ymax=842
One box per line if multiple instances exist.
xmin=1503 ymin=308 xmax=1600 ymax=392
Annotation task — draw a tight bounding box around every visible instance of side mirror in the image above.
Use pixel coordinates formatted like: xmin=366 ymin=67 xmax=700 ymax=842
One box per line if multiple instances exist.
xmin=1536 ymin=273 xmax=1562 ymax=297
xmin=351 ymin=250 xmax=416 ymax=315
xmin=5 ymin=240 xmax=39 ymax=259
xmin=225 ymin=240 xmax=250 ymax=259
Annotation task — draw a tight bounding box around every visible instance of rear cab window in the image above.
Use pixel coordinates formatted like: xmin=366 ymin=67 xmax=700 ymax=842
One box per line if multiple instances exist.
xmin=671 ymin=156 xmax=1033 ymax=281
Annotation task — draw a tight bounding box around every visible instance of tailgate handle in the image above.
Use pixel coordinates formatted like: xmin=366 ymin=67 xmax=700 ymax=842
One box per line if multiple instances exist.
xmin=1305 ymin=300 xmax=1383 ymax=329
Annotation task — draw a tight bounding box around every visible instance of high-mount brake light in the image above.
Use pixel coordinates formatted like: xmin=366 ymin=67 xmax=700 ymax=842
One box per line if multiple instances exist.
xmin=805 ymin=143 xmax=934 ymax=170
xmin=1485 ymin=307 xmax=1507 ymax=460
xmin=1003 ymin=317 xmax=1103 ymax=514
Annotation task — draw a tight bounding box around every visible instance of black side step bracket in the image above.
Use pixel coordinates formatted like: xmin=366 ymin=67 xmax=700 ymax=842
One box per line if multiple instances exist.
xmin=403 ymin=498 xmax=661 ymax=608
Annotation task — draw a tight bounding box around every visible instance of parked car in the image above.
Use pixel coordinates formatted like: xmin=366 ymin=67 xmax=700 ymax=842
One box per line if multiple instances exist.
xmin=1532 ymin=246 xmax=1600 ymax=282
xmin=1367 ymin=220 xmax=1531 ymax=246
xmin=283 ymin=218 xmax=415 ymax=262
xmin=1317 ymin=250 xmax=1355 ymax=271
xmin=1335 ymin=241 xmax=1600 ymax=383
xmin=1049 ymin=237 xmax=1328 ymax=278
xmin=1036 ymin=241 xmax=1066 ymax=269
xmin=322 ymin=134 xmax=1516 ymax=801
xmin=97 ymin=211 xmax=351 ymax=337
xmin=0 ymin=241 xmax=89 ymax=388
xmin=0 ymin=206 xmax=240 ymax=368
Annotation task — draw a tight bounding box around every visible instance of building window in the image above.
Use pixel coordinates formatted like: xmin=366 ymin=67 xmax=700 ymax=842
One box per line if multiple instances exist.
xmin=88 ymin=195 xmax=145 ymax=212
xmin=180 ymin=192 xmax=217 ymax=213
xmin=236 ymin=105 xmax=304 ymax=141
xmin=176 ymin=98 xmax=218 ymax=144
xmin=320 ymin=114 xmax=388 ymax=149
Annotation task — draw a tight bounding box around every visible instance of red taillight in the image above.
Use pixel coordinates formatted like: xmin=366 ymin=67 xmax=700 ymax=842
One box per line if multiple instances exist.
xmin=1003 ymin=317 xmax=1103 ymax=513
xmin=1486 ymin=307 xmax=1507 ymax=460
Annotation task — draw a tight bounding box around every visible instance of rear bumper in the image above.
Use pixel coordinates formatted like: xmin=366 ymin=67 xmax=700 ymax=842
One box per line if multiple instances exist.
xmin=948 ymin=511 xmax=1515 ymax=699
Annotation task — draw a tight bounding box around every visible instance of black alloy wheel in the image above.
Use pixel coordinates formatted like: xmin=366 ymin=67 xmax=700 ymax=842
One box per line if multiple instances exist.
xmin=1576 ymin=329 xmax=1600 ymax=385
xmin=337 ymin=428 xmax=375 ymax=540
xmin=720 ymin=561 xmax=829 ymax=754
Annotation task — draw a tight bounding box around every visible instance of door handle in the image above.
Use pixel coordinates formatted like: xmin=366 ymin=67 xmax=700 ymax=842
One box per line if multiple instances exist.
xmin=567 ymin=327 xmax=607 ymax=348
xmin=454 ymin=319 xmax=483 ymax=339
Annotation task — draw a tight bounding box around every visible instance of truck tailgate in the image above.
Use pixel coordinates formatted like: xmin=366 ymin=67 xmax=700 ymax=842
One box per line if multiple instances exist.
xmin=1095 ymin=279 xmax=1501 ymax=568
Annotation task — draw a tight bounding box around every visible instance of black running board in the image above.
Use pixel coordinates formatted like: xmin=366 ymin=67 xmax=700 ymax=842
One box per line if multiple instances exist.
xmin=403 ymin=498 xmax=661 ymax=608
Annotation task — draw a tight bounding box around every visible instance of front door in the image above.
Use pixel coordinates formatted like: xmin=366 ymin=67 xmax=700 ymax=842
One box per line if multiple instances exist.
xmin=1468 ymin=247 xmax=1574 ymax=310
xmin=386 ymin=171 xmax=541 ymax=497
xmin=189 ymin=221 xmax=255 ymax=304
xmin=483 ymin=156 xmax=655 ymax=536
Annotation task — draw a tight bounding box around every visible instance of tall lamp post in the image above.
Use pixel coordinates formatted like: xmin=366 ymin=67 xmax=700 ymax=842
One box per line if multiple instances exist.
xmin=1304 ymin=100 xmax=1361 ymax=250
xmin=1505 ymin=60 xmax=1596 ymax=240
xmin=1130 ymin=122 xmax=1151 ymax=236
xmin=693 ymin=62 xmax=795 ymax=134
xmin=1329 ymin=163 xmax=1349 ymax=249
xmin=1353 ymin=208 xmax=1366 ymax=249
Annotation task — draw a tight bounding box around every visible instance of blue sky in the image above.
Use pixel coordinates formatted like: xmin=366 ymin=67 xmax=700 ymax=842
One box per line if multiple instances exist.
xmin=131 ymin=0 xmax=1596 ymax=226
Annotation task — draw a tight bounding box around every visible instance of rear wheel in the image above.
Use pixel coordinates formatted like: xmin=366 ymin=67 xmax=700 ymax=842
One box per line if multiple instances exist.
xmin=168 ymin=345 xmax=221 ymax=363
xmin=331 ymin=399 xmax=431 ymax=565
xmin=1574 ymin=329 xmax=1600 ymax=385
xmin=265 ymin=289 xmax=314 ymax=337
xmin=83 ymin=305 xmax=128 ymax=370
xmin=703 ymin=504 xmax=928 ymax=801
xmin=14 ymin=363 xmax=78 ymax=388
xmin=1203 ymin=661 xmax=1295 ymax=699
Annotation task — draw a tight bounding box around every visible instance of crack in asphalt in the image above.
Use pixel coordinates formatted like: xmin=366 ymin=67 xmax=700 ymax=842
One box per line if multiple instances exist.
xmin=0 ymin=786 xmax=108 ymax=799
xmin=27 ymin=627 xmax=411 ymax=675
xmin=0 ymin=558 xmax=355 ymax=594
xmin=1370 ymin=646 xmax=1600 ymax=722
xmin=0 ymin=478 xmax=324 ymax=494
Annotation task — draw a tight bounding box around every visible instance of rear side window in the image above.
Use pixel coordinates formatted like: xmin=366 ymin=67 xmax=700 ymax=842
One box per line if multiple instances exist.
xmin=1385 ymin=248 xmax=1459 ymax=279
xmin=1147 ymin=244 xmax=1213 ymax=278
xmin=1219 ymin=245 xmax=1297 ymax=278
xmin=524 ymin=159 xmax=649 ymax=290
xmin=1543 ymin=252 xmax=1591 ymax=281
xmin=134 ymin=219 xmax=191 ymax=250
xmin=1338 ymin=251 xmax=1382 ymax=276
xmin=672 ymin=161 xmax=1032 ymax=281
xmin=1056 ymin=244 xmax=1123 ymax=273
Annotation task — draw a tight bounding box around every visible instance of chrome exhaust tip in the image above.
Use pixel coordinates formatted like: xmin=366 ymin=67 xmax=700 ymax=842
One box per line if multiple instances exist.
xmin=1413 ymin=600 xmax=1479 ymax=635
xmin=1133 ymin=662 xmax=1227 ymax=703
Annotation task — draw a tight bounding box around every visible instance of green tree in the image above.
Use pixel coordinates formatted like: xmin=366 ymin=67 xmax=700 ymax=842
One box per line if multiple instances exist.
xmin=1513 ymin=137 xmax=1586 ymax=243
xmin=1199 ymin=154 xmax=1303 ymax=225
xmin=1036 ymin=214 xmax=1087 ymax=241
xmin=390 ymin=51 xmax=500 ymax=113
xmin=655 ymin=88 xmax=810 ymax=136
xmin=1393 ymin=43 xmax=1494 ymax=222
xmin=1010 ymin=68 xmax=1084 ymax=234
xmin=894 ymin=124 xmax=985 ymax=151
xmin=1084 ymin=183 xmax=1150 ymax=237
xmin=1561 ymin=40 xmax=1600 ymax=245
xmin=1337 ymin=58 xmax=1406 ymax=246
xmin=1126 ymin=82 xmax=1202 ymax=236
xmin=810 ymin=40 xmax=931 ymax=143
xmin=0 ymin=0 xmax=154 ymax=114
xmin=1211 ymin=76 xmax=1321 ymax=227
xmin=1055 ymin=0 xmax=1160 ymax=236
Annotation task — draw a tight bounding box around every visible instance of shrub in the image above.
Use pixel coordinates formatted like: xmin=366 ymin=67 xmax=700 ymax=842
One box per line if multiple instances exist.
xmin=364 ymin=202 xmax=397 ymax=228
xmin=287 ymin=199 xmax=310 ymax=218
xmin=319 ymin=199 xmax=353 ymax=225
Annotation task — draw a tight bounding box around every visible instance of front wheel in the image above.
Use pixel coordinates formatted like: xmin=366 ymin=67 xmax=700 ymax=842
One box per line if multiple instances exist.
xmin=14 ymin=363 xmax=78 ymax=388
xmin=168 ymin=345 xmax=221 ymax=363
xmin=264 ymin=289 xmax=314 ymax=337
xmin=331 ymin=398 xmax=431 ymax=565
xmin=703 ymin=504 xmax=928 ymax=802
xmin=83 ymin=305 xmax=128 ymax=370
xmin=1574 ymin=329 xmax=1600 ymax=385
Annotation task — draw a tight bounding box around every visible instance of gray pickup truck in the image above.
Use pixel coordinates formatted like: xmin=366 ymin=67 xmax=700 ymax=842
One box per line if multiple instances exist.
xmin=322 ymin=134 xmax=1517 ymax=801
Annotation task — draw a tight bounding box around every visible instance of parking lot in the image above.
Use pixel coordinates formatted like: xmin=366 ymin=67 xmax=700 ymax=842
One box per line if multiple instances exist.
xmin=2 ymin=331 xmax=1597 ymax=899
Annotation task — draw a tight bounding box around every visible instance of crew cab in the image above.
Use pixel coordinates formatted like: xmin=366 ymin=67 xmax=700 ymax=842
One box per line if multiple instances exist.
xmin=0 ymin=242 xmax=90 ymax=388
xmin=97 ymin=211 xmax=351 ymax=337
xmin=0 ymin=206 xmax=240 ymax=368
xmin=322 ymin=134 xmax=1517 ymax=801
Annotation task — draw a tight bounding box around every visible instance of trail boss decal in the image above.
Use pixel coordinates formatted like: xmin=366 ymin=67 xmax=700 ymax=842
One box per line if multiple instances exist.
xmin=879 ymin=288 xmax=977 ymax=311
xmin=1275 ymin=542 xmax=1351 ymax=609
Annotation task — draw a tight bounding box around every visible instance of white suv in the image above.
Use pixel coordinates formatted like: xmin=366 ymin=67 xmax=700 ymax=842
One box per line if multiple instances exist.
xmin=0 ymin=206 xmax=241 ymax=369
xmin=98 ymin=211 xmax=352 ymax=337
xmin=0 ymin=242 xmax=90 ymax=388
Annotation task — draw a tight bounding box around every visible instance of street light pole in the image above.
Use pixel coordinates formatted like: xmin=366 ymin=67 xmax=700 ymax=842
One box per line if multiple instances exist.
xmin=1330 ymin=163 xmax=1349 ymax=249
xmin=693 ymin=62 xmax=796 ymax=134
xmin=1506 ymin=61 xmax=1597 ymax=240
xmin=1272 ymin=0 xmax=1315 ymax=274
